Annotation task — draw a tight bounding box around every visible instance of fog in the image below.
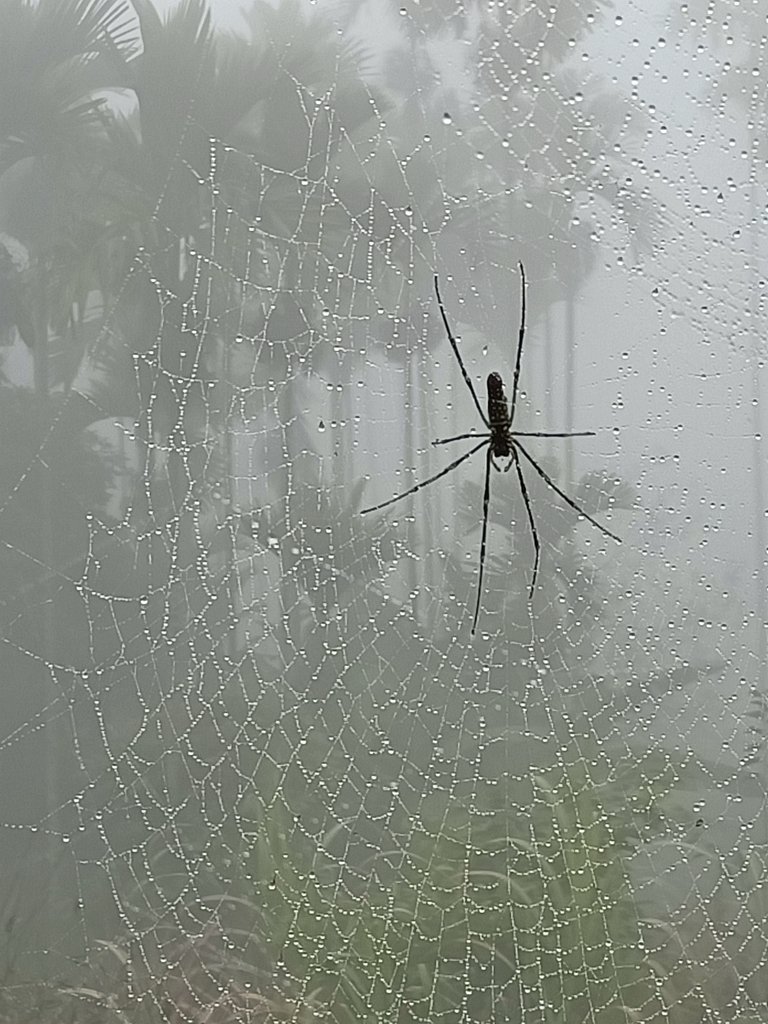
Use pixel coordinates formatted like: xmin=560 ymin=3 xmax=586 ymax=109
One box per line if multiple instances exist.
xmin=0 ymin=0 xmax=765 ymax=1020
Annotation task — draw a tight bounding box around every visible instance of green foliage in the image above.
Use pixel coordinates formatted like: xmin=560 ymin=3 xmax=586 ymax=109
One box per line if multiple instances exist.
xmin=235 ymin=744 xmax=663 ymax=1023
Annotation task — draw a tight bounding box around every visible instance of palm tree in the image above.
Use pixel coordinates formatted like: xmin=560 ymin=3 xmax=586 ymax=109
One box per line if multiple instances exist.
xmin=681 ymin=0 xmax=768 ymax=671
xmin=0 ymin=0 xmax=137 ymax=391
xmin=0 ymin=0 xmax=137 ymax=941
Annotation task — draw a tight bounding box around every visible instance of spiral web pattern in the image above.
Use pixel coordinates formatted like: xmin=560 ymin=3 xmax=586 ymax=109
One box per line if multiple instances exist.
xmin=0 ymin=1 xmax=766 ymax=1021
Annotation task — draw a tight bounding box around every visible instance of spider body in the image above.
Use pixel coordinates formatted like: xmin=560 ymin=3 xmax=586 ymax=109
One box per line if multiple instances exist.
xmin=487 ymin=372 xmax=513 ymax=460
xmin=361 ymin=263 xmax=620 ymax=634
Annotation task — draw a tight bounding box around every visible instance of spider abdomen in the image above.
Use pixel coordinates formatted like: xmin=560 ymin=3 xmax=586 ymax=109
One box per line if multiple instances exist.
xmin=487 ymin=372 xmax=512 ymax=457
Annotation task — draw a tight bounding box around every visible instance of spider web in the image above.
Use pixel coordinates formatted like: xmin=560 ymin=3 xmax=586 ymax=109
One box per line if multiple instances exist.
xmin=0 ymin=0 xmax=766 ymax=1021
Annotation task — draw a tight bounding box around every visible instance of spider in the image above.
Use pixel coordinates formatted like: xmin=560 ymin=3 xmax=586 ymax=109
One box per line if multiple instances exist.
xmin=361 ymin=263 xmax=620 ymax=634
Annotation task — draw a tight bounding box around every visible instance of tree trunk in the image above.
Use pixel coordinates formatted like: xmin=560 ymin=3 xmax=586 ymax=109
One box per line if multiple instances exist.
xmin=564 ymin=289 xmax=576 ymax=488
xmin=544 ymin=304 xmax=554 ymax=455
xmin=33 ymin=255 xmax=59 ymax=936
xmin=404 ymin=346 xmax=418 ymax=622
xmin=749 ymin=172 xmax=767 ymax=669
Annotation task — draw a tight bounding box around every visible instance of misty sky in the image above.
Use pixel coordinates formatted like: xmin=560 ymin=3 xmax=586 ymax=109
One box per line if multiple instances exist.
xmin=2 ymin=1 xmax=767 ymax=1020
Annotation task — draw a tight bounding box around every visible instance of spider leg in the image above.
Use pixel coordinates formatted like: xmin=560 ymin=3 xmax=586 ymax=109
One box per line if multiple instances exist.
xmin=514 ymin=442 xmax=621 ymax=543
xmin=434 ymin=275 xmax=489 ymax=428
xmin=433 ymin=431 xmax=491 ymax=447
xmin=509 ymin=262 xmax=527 ymax=425
xmin=511 ymin=430 xmax=596 ymax=439
xmin=512 ymin=452 xmax=540 ymax=600
xmin=472 ymin=447 xmax=494 ymax=635
xmin=361 ymin=439 xmax=489 ymax=515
